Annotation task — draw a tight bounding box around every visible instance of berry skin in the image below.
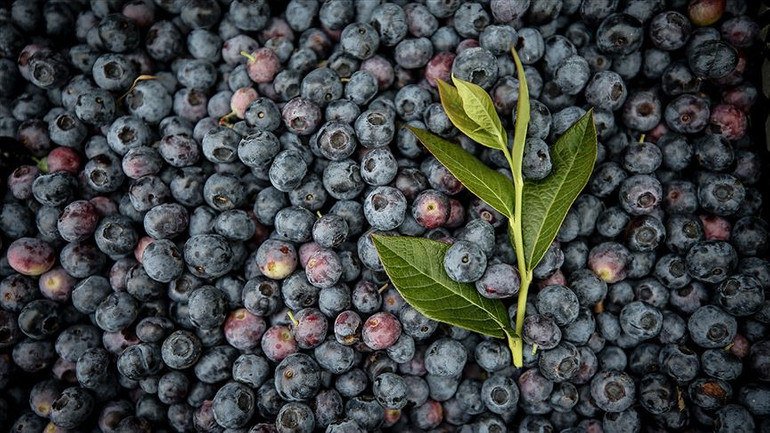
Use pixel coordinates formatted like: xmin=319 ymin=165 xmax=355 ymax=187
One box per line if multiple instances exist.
xmin=590 ymin=370 xmax=636 ymax=413
xmin=588 ymin=242 xmax=632 ymax=284
xmin=618 ymin=174 xmax=662 ymax=216
xmin=443 ymin=240 xmax=487 ymax=283
xmin=274 ymin=353 xmax=321 ymax=402
xmin=290 ymin=308 xmax=328 ymax=349
xmin=256 ymin=239 xmax=298 ymax=280
xmin=412 ymin=189 xmax=450 ymax=229
xmin=373 ymin=372 xmax=409 ymax=410
xmin=362 ymin=312 xmax=401 ymax=350
xmin=334 ymin=310 xmax=363 ymax=346
xmin=212 ymin=382 xmax=255 ymax=429
xmin=224 ymin=308 xmax=266 ymax=352
xmin=305 ymin=249 xmax=343 ymax=289
xmin=475 ymin=263 xmax=520 ymax=299
xmin=7 ymin=237 xmax=56 ymax=276
xmin=619 ymin=301 xmax=663 ymax=340
xmin=261 ymin=325 xmax=298 ymax=362
xmin=522 ymin=314 xmax=562 ymax=350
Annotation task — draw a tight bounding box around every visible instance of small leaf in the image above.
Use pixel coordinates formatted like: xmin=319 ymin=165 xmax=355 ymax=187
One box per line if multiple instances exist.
xmin=372 ymin=235 xmax=515 ymax=339
xmin=408 ymin=126 xmax=515 ymax=218
xmin=439 ymin=76 xmax=506 ymax=150
xmin=436 ymin=79 xmax=492 ymax=143
xmin=510 ymin=46 xmax=530 ymax=183
xmin=521 ymin=110 xmax=598 ymax=271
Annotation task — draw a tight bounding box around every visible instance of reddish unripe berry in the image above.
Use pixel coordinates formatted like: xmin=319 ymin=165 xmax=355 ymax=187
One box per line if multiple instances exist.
xmin=709 ymin=104 xmax=747 ymax=141
xmin=39 ymin=267 xmax=76 ymax=302
xmin=89 ymin=196 xmax=119 ymax=217
xmin=384 ymin=409 xmax=401 ymax=427
xmin=261 ymin=324 xmax=298 ymax=362
xmin=51 ymin=358 xmax=78 ymax=384
xmin=588 ymin=242 xmax=631 ymax=284
xmin=699 ymin=215 xmax=731 ymax=241
xmin=256 ymin=240 xmax=298 ymax=280
xmin=57 ymin=200 xmax=100 ymax=243
xmin=538 ymin=269 xmax=567 ymax=290
xmin=456 ymin=39 xmax=480 ymax=54
xmin=224 ymin=308 xmax=267 ymax=351
xmin=722 ymin=83 xmax=758 ymax=113
xmin=299 ymin=242 xmax=324 ymax=268
xmin=412 ymin=189 xmax=450 ymax=229
xmin=361 ymin=55 xmax=395 ymax=90
xmin=45 ymin=147 xmax=82 ymax=173
xmin=230 ymin=87 xmax=259 ymax=119
xmin=7 ymin=165 xmax=40 ymax=200
xmin=425 ymin=52 xmax=456 ymax=87
xmin=102 ymin=329 xmax=140 ymax=355
xmin=721 ymin=16 xmax=760 ymax=48
xmin=261 ymin=18 xmax=295 ymax=42
xmin=648 ymin=122 xmax=669 ymax=143
xmin=243 ymin=48 xmax=281 ymax=83
xmin=688 ymin=0 xmax=726 ymax=26
xmin=362 ymin=312 xmax=401 ymax=350
xmin=122 ymin=1 xmax=156 ymax=27
xmin=411 ymin=399 xmax=443 ymax=429
xmin=134 ymin=236 xmax=155 ymax=263
xmin=445 ymin=198 xmax=465 ymax=228
xmin=470 ymin=198 xmax=504 ymax=228
xmin=305 ymin=249 xmax=343 ymax=288
xmin=730 ymin=333 xmax=750 ymax=358
xmin=7 ymin=237 xmax=56 ymax=276
xmin=290 ymin=308 xmax=328 ymax=349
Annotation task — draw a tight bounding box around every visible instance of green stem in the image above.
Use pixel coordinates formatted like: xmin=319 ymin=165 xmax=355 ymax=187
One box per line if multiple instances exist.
xmin=501 ymin=135 xmax=531 ymax=368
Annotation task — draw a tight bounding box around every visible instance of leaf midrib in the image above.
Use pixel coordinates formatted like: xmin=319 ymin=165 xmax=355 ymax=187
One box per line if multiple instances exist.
xmin=428 ymin=143 xmax=514 ymax=217
xmin=523 ymin=118 xmax=594 ymax=267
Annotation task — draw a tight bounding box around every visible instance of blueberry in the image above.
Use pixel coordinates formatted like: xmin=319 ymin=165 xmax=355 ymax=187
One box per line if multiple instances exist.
xmin=452 ymin=47 xmax=499 ymax=89
xmin=590 ymin=370 xmax=635 ymax=413
xmin=687 ymin=39 xmax=738 ymax=79
xmin=539 ymin=341 xmax=581 ymax=383
xmin=184 ymin=234 xmax=234 ymax=279
xmin=523 ymin=314 xmax=562 ymax=350
xmin=537 ymin=285 xmax=580 ymax=326
xmin=443 ymin=240 xmax=487 ymax=283
xmin=363 ymin=186 xmax=407 ymax=231
xmin=49 ymin=387 xmax=94 ymax=429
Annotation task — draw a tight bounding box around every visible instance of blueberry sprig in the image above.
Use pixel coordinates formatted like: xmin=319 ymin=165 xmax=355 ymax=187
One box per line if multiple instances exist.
xmin=374 ymin=47 xmax=598 ymax=367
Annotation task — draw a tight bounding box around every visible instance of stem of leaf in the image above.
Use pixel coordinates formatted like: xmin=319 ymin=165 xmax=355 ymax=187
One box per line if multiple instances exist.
xmin=510 ymin=216 xmax=532 ymax=368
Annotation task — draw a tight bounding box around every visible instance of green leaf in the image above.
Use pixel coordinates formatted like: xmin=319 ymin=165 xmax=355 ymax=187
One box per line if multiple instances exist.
xmin=407 ymin=126 xmax=515 ymax=218
xmin=372 ymin=235 xmax=516 ymax=339
xmin=521 ymin=110 xmax=598 ymax=271
xmin=436 ymin=79 xmax=492 ymax=143
xmin=510 ymin=46 xmax=530 ymax=183
xmin=440 ymin=76 xmax=506 ymax=150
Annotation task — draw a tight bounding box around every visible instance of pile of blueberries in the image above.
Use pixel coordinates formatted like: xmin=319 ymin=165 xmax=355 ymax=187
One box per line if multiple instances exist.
xmin=0 ymin=0 xmax=768 ymax=431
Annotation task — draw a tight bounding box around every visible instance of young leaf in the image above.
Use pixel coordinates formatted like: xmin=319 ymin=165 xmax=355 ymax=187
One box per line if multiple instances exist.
xmin=436 ymin=79 xmax=498 ymax=147
xmin=407 ymin=126 xmax=515 ymax=218
xmin=521 ymin=110 xmax=598 ymax=271
xmin=372 ymin=235 xmax=515 ymax=339
xmin=444 ymin=76 xmax=507 ymax=150
xmin=510 ymin=47 xmax=530 ymax=182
